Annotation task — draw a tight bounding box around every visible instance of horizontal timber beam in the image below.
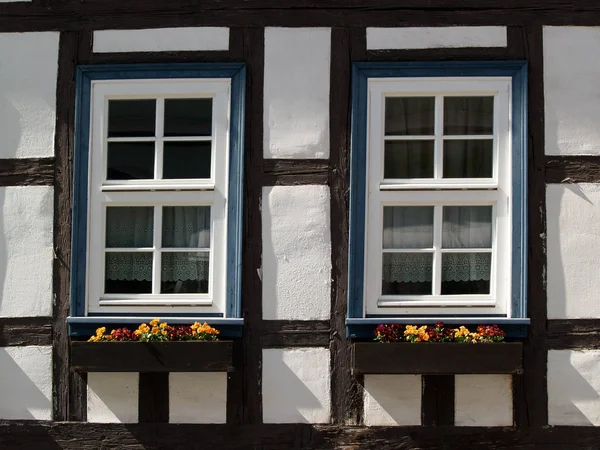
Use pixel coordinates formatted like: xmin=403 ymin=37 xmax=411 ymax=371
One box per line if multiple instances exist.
xmin=262 ymin=159 xmax=329 ymax=186
xmin=547 ymin=319 xmax=600 ymax=350
xmin=261 ymin=320 xmax=330 ymax=347
xmin=546 ymin=156 xmax=600 ymax=183
xmin=0 ymin=317 xmax=52 ymax=347
xmin=0 ymin=158 xmax=54 ymax=187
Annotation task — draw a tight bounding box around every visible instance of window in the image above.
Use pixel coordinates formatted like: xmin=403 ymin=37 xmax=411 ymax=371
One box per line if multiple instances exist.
xmin=348 ymin=62 xmax=529 ymax=334
xmin=68 ymin=64 xmax=245 ymax=334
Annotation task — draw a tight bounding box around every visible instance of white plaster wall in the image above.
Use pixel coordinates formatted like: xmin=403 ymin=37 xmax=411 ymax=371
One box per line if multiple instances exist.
xmin=264 ymin=28 xmax=331 ymax=159
xmin=262 ymin=348 xmax=331 ymax=423
xmin=455 ymin=375 xmax=513 ymax=426
xmin=548 ymin=350 xmax=600 ymax=425
xmin=93 ymin=28 xmax=229 ymax=53
xmin=367 ymin=27 xmax=507 ymax=50
xmin=0 ymin=186 xmax=53 ymax=318
xmin=544 ymin=27 xmax=600 ymax=155
xmin=87 ymin=372 xmax=139 ymax=423
xmin=0 ymin=346 xmax=52 ymax=420
xmin=0 ymin=32 xmax=58 ymax=158
xmin=262 ymin=186 xmax=331 ymax=320
xmin=363 ymin=375 xmax=421 ymax=426
xmin=169 ymin=373 xmax=227 ymax=423
xmin=546 ymin=184 xmax=600 ymax=319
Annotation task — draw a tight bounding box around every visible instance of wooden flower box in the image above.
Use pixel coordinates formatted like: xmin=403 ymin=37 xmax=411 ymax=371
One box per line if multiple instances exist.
xmin=71 ymin=341 xmax=234 ymax=373
xmin=352 ymin=342 xmax=523 ymax=375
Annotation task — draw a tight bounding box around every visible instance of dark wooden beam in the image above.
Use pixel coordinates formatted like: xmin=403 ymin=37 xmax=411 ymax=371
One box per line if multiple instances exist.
xmin=422 ymin=375 xmax=455 ymax=426
xmin=262 ymin=159 xmax=329 ymax=186
xmin=6 ymin=2 xmax=600 ymax=32
xmin=89 ymin=51 xmax=234 ymax=65
xmin=546 ymin=156 xmax=600 ymax=183
xmin=0 ymin=158 xmax=54 ymax=186
xmin=138 ymin=373 xmax=169 ymax=423
xmin=4 ymin=422 xmax=600 ymax=449
xmin=261 ymin=320 xmax=330 ymax=348
xmin=366 ymin=46 xmax=513 ymax=62
xmin=0 ymin=317 xmax=52 ymax=347
xmin=548 ymin=319 xmax=600 ymax=350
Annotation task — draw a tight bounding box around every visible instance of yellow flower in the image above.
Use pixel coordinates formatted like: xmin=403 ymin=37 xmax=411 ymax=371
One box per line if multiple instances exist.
xmin=96 ymin=327 xmax=106 ymax=337
xmin=160 ymin=322 xmax=168 ymax=329
xmin=150 ymin=318 xmax=160 ymax=327
xmin=162 ymin=331 xmax=167 ymax=336
xmin=152 ymin=327 xmax=159 ymax=334
xmin=134 ymin=330 xmax=141 ymax=336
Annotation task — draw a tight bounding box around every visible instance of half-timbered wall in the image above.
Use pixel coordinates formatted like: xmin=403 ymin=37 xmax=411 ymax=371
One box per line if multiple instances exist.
xmin=1 ymin=2 xmax=600 ymax=448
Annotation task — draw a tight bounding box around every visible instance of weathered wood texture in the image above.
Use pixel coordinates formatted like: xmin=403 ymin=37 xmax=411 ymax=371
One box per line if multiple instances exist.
xmin=261 ymin=320 xmax=330 ymax=348
xmin=353 ymin=343 xmax=523 ymax=375
xmin=548 ymin=319 xmax=600 ymax=350
xmin=0 ymin=317 xmax=52 ymax=347
xmin=0 ymin=158 xmax=54 ymax=186
xmin=3 ymin=422 xmax=600 ymax=450
xmin=546 ymin=156 xmax=600 ymax=183
xmin=422 ymin=375 xmax=455 ymax=426
xmin=4 ymin=2 xmax=600 ymax=32
xmin=89 ymin=51 xmax=233 ymax=64
xmin=263 ymin=159 xmax=329 ymax=186
xmin=138 ymin=373 xmax=169 ymax=423
xmin=329 ymin=26 xmax=366 ymax=426
xmin=71 ymin=341 xmax=234 ymax=372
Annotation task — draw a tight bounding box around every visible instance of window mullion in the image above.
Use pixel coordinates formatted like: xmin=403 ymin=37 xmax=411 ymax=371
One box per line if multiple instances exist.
xmin=432 ymin=204 xmax=443 ymax=296
xmin=434 ymin=95 xmax=443 ymax=180
xmin=152 ymin=205 xmax=162 ymax=294
xmin=155 ymin=98 xmax=165 ymax=180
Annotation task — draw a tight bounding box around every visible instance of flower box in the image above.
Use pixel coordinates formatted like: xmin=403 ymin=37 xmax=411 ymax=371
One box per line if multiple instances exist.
xmin=71 ymin=341 xmax=234 ymax=373
xmin=352 ymin=342 xmax=523 ymax=375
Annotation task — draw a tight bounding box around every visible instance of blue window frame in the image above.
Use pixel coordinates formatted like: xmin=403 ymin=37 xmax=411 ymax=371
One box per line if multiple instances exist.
xmin=67 ymin=63 xmax=245 ymax=337
xmin=347 ymin=61 xmax=530 ymax=338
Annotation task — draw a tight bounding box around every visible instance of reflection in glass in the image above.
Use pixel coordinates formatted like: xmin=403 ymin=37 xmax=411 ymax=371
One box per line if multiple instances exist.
xmin=444 ymin=97 xmax=494 ymax=135
xmin=162 ymin=206 xmax=211 ymax=248
xmin=106 ymin=207 xmax=154 ymax=248
xmin=442 ymin=206 xmax=493 ymax=249
xmin=383 ymin=206 xmax=434 ymax=249
xmin=441 ymin=253 xmax=491 ymax=295
xmin=443 ymin=140 xmax=493 ymax=178
xmin=108 ymin=99 xmax=156 ymax=138
xmin=104 ymin=252 xmax=152 ymax=294
xmin=107 ymin=142 xmax=155 ymax=180
xmin=164 ymin=98 xmax=213 ymax=137
xmin=384 ymin=141 xmax=434 ymax=178
xmin=382 ymin=253 xmax=433 ymax=295
xmin=161 ymin=252 xmax=209 ymax=294
xmin=385 ymin=97 xmax=435 ymax=136
xmin=163 ymin=142 xmax=211 ymax=179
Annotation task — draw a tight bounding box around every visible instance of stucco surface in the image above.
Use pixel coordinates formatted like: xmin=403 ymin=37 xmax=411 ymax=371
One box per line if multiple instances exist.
xmin=262 ymin=348 xmax=331 ymax=423
xmin=93 ymin=28 xmax=229 ymax=53
xmin=169 ymin=373 xmax=227 ymax=423
xmin=0 ymin=32 xmax=58 ymax=158
xmin=262 ymin=186 xmax=331 ymax=320
xmin=363 ymin=375 xmax=421 ymax=426
xmin=549 ymin=350 xmax=600 ymax=426
xmin=544 ymin=27 xmax=600 ymax=155
xmin=264 ymin=27 xmax=331 ymax=159
xmin=367 ymin=27 xmax=507 ymax=50
xmin=547 ymin=184 xmax=600 ymax=318
xmin=455 ymin=375 xmax=513 ymax=426
xmin=87 ymin=372 xmax=139 ymax=423
xmin=0 ymin=186 xmax=53 ymax=317
xmin=0 ymin=346 xmax=52 ymax=420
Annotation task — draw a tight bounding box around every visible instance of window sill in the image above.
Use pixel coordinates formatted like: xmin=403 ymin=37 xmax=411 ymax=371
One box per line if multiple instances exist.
xmin=71 ymin=340 xmax=234 ymax=373
xmin=352 ymin=342 xmax=523 ymax=375
xmin=67 ymin=316 xmax=244 ymax=338
xmin=346 ymin=317 xmax=530 ymax=339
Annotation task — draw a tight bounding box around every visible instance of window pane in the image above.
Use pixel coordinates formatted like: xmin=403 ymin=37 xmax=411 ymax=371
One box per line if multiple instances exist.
xmin=444 ymin=96 xmax=494 ymax=135
xmin=384 ymin=141 xmax=434 ymax=178
xmin=108 ymin=99 xmax=156 ymax=138
xmin=161 ymin=252 xmax=209 ymax=294
xmin=382 ymin=253 xmax=432 ymax=295
xmin=105 ymin=252 xmax=152 ymax=294
xmin=443 ymin=140 xmax=493 ymax=178
xmin=106 ymin=207 xmax=154 ymax=248
xmin=385 ymin=97 xmax=435 ymax=136
xmin=383 ymin=206 xmax=434 ymax=249
xmin=107 ymin=142 xmax=155 ymax=180
xmin=163 ymin=142 xmax=211 ymax=179
xmin=162 ymin=206 xmax=211 ymax=248
xmin=442 ymin=206 xmax=493 ymax=249
xmin=441 ymin=253 xmax=491 ymax=294
xmin=164 ymin=98 xmax=212 ymax=137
